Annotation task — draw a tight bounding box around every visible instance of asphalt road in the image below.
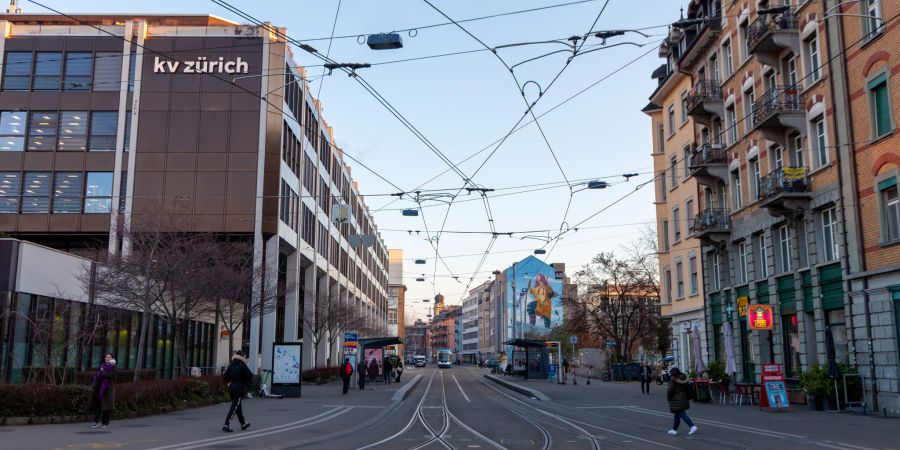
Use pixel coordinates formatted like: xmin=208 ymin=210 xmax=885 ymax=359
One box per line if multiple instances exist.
xmin=3 ymin=366 xmax=899 ymax=449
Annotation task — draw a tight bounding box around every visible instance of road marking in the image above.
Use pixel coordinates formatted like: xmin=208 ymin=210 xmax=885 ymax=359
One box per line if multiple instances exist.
xmin=322 ymin=404 xmax=384 ymax=409
xmin=452 ymin=374 xmax=471 ymax=402
xmin=622 ymin=406 xmax=804 ymax=439
xmin=357 ymin=372 xmax=437 ymax=450
xmin=147 ymin=407 xmax=352 ymax=450
xmin=576 ymin=405 xmax=637 ymax=409
xmin=819 ymin=441 xmax=877 ymax=450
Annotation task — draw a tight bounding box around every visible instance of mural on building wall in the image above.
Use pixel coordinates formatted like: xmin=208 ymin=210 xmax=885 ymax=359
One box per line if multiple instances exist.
xmin=506 ymin=256 xmax=564 ymax=340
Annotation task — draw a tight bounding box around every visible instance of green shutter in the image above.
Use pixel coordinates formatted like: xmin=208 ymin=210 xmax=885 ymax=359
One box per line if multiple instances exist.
xmin=710 ymin=292 xmax=723 ymax=325
xmin=778 ymin=275 xmax=796 ymax=314
xmin=819 ymin=263 xmax=844 ymax=310
xmin=756 ymin=280 xmax=770 ymax=305
xmin=801 ymin=270 xmax=814 ymax=312
xmin=874 ymin=82 xmax=892 ymax=136
xmin=893 ymin=287 xmax=900 ymax=355
xmin=878 ymin=177 xmax=898 ymax=191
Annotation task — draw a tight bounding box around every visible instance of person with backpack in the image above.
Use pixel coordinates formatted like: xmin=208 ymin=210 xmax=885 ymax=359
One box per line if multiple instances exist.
xmin=222 ymin=350 xmax=253 ymax=433
xmin=394 ymin=359 xmax=403 ymax=383
xmin=341 ymin=357 xmax=354 ymax=394
xmin=666 ymin=367 xmax=698 ymax=436
xmin=357 ymin=358 xmax=368 ymax=391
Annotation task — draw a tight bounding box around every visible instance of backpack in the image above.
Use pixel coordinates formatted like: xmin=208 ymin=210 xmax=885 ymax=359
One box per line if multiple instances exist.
xmin=344 ymin=363 xmax=353 ymax=377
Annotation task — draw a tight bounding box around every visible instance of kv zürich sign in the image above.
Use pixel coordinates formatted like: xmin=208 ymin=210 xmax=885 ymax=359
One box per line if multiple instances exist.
xmin=152 ymin=56 xmax=249 ymax=74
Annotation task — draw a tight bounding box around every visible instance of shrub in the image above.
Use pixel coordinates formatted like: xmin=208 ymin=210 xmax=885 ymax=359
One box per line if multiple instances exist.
xmin=798 ymin=363 xmax=834 ymax=398
xmin=706 ymin=360 xmax=731 ymax=385
xmin=74 ymin=368 xmax=157 ymax=385
xmin=301 ymin=366 xmax=340 ymax=384
xmin=0 ymin=376 xmax=227 ymax=422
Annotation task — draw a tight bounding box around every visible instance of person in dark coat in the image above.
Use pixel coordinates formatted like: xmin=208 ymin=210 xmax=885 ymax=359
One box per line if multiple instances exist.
xmin=383 ymin=356 xmax=393 ymax=385
xmin=640 ymin=361 xmax=652 ymax=395
xmin=666 ymin=367 xmax=698 ymax=436
xmin=395 ymin=359 xmax=404 ymax=383
xmin=367 ymin=357 xmax=379 ymax=388
xmin=357 ymin=358 xmax=368 ymax=390
xmin=89 ymin=353 xmax=117 ymax=428
xmin=341 ymin=357 xmax=354 ymax=395
xmin=222 ymin=350 xmax=253 ymax=432
xmin=562 ymin=358 xmax=569 ymax=384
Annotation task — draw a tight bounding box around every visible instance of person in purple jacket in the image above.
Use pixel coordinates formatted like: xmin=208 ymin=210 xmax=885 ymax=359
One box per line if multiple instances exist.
xmin=89 ymin=353 xmax=117 ymax=429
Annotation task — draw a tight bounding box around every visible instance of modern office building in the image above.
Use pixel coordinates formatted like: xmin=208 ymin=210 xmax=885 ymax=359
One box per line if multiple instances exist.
xmin=388 ymin=249 xmax=405 ymax=348
xmin=0 ymin=12 xmax=389 ymax=380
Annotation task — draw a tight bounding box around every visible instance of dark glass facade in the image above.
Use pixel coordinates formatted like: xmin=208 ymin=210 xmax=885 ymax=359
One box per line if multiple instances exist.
xmin=0 ymin=292 xmax=215 ymax=383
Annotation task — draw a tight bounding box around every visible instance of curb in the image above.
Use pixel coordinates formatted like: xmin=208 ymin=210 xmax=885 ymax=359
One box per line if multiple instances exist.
xmin=483 ymin=374 xmax=551 ymax=401
xmin=391 ymin=374 xmax=423 ymax=402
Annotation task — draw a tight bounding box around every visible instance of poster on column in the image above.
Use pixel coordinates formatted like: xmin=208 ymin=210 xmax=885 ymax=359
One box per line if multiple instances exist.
xmin=364 ymin=348 xmax=384 ymax=376
xmin=271 ymin=342 xmax=302 ymax=397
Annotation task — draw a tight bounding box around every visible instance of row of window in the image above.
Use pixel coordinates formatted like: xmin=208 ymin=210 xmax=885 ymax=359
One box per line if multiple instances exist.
xmin=2 ymin=50 xmax=134 ymax=92
xmin=663 ymin=254 xmax=700 ymax=302
xmin=0 ymin=171 xmax=114 ymax=214
xmin=0 ymin=110 xmax=128 ymax=152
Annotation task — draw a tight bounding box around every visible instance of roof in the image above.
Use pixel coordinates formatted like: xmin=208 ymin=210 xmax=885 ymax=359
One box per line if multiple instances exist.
xmin=642 ymin=102 xmax=661 ymax=113
xmin=503 ymin=339 xmax=548 ymax=348
xmin=359 ymin=337 xmax=403 ymax=349
xmin=0 ymin=13 xmax=239 ymax=27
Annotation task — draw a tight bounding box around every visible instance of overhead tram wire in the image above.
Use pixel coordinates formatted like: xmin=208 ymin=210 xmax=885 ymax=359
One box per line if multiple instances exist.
xmin=370 ymin=40 xmax=661 ymax=214
xmin=294 ymin=0 xmax=608 ymax=42
xmin=538 ymin=8 xmax=900 ymax=260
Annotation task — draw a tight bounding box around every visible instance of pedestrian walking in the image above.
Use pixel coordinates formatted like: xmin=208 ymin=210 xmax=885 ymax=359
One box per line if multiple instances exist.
xmin=358 ymin=358 xmax=368 ymax=390
xmin=222 ymin=350 xmax=253 ymax=433
xmin=640 ymin=360 xmax=652 ymax=395
xmin=89 ymin=353 xmax=117 ymax=429
xmin=383 ymin=355 xmax=392 ymax=385
xmin=395 ymin=359 xmax=403 ymax=383
xmin=367 ymin=357 xmax=379 ymax=388
xmin=666 ymin=367 xmax=698 ymax=436
xmin=562 ymin=358 xmax=569 ymax=384
xmin=341 ymin=357 xmax=354 ymax=394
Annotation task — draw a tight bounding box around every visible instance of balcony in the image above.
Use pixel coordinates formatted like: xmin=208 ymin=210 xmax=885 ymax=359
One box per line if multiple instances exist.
xmin=685 ymin=80 xmax=724 ymax=125
xmin=689 ymin=208 xmax=732 ymax=246
xmin=678 ymin=15 xmax=724 ymax=71
xmin=747 ymin=11 xmax=800 ymax=68
xmin=759 ymin=167 xmax=811 ymax=217
xmin=687 ymin=143 xmax=729 ymax=187
xmin=750 ymin=86 xmax=805 ymax=140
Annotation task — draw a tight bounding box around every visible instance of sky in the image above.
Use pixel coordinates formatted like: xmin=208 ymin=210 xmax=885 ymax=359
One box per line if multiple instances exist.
xmin=31 ymin=0 xmax=683 ymax=321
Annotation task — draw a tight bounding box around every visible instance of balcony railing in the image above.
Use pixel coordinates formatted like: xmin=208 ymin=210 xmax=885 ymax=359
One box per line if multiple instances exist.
xmin=689 ymin=143 xmax=727 ymax=171
xmin=752 ymin=86 xmax=802 ymax=126
xmin=685 ymin=80 xmax=723 ymax=113
xmin=690 ymin=208 xmax=731 ymax=235
xmin=747 ymin=10 xmax=799 ymax=51
xmin=759 ymin=167 xmax=810 ymax=200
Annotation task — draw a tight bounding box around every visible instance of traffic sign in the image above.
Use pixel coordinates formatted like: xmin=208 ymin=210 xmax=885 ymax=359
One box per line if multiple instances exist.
xmin=569 ymin=335 xmax=578 ymax=345
xmin=606 ymin=341 xmax=617 ymax=347
xmin=343 ymin=330 xmax=359 ymax=355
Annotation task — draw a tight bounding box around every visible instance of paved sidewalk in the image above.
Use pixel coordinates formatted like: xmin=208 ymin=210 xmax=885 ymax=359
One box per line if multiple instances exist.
xmin=476 ymin=366 xmax=900 ymax=449
xmin=0 ymin=375 xmax=416 ymax=450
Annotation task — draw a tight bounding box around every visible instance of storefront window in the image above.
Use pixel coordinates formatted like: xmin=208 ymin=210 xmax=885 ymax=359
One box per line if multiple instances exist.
xmin=714 ymin=324 xmax=724 ymax=362
xmin=783 ymin=314 xmax=800 ymax=378
xmin=11 ymin=293 xmax=32 ymax=382
xmin=826 ymin=309 xmax=849 ymax=364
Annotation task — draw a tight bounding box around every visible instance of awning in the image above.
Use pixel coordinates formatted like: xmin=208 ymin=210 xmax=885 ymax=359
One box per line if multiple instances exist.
xmin=503 ymin=339 xmax=547 ymax=348
xmin=359 ymin=337 xmax=403 ymax=349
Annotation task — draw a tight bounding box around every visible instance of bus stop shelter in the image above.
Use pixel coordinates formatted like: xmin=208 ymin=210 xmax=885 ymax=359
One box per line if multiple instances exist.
xmin=504 ymin=339 xmax=549 ymax=380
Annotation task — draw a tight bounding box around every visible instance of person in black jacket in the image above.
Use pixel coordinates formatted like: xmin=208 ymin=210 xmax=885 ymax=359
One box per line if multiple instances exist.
xmin=666 ymin=367 xmax=698 ymax=436
xmin=222 ymin=350 xmax=253 ymax=432
xmin=640 ymin=361 xmax=652 ymax=395
xmin=357 ymin=358 xmax=368 ymax=391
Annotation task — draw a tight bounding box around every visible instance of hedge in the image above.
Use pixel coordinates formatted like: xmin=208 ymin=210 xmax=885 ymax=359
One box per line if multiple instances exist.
xmin=302 ymin=366 xmax=340 ymax=384
xmin=0 ymin=376 xmax=227 ymax=423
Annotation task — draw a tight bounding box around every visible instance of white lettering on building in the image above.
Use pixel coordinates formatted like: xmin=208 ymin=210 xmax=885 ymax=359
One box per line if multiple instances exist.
xmin=152 ymin=56 xmax=249 ymax=74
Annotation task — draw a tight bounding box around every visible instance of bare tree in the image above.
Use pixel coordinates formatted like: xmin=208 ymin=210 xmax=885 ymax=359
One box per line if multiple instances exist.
xmin=568 ymin=245 xmax=661 ymax=363
xmin=304 ymin=297 xmax=369 ymax=369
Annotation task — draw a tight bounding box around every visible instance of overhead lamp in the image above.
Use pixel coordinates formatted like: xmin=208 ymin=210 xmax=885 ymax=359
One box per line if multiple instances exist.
xmin=416 ymin=277 xmax=425 ymax=282
xmin=422 ymin=299 xmax=430 ymax=303
xmin=588 ymin=180 xmax=609 ymax=189
xmin=533 ymin=249 xmax=547 ymax=255
xmin=367 ymin=33 xmax=403 ymax=50
xmin=402 ymin=209 xmax=419 ymax=216
xmin=415 ymin=259 xmax=426 ymax=264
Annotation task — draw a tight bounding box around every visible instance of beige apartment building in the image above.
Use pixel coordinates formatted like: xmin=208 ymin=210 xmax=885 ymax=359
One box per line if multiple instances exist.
xmin=645 ymin=55 xmax=707 ymax=371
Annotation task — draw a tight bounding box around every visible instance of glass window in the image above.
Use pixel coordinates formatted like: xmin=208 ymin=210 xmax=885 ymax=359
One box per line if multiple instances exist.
xmin=670 ymin=156 xmax=678 ymax=186
xmin=63 ymin=52 xmax=92 ymax=91
xmin=27 ymin=112 xmax=58 ymax=151
xmin=723 ymin=40 xmax=733 ymax=77
xmin=667 ymin=104 xmax=675 ymax=136
xmin=773 ymin=145 xmax=783 ymax=170
xmin=814 ymin=117 xmax=828 ymax=167
xmin=84 ymin=172 xmax=113 ymax=213
xmin=92 ymin=52 xmax=122 ymax=92
xmin=33 ymin=52 xmax=62 ymax=90
xmin=0 ymin=172 xmax=21 ymax=213
xmin=779 ymin=225 xmax=792 ymax=272
xmin=676 ymin=261 xmax=684 ymax=298
xmin=3 ymin=52 xmax=33 ymax=91
xmin=686 ymin=199 xmax=694 ymax=230
xmin=738 ymin=242 xmax=748 ymax=284
xmin=732 ymin=170 xmax=743 ymax=209
xmin=0 ymin=111 xmax=26 ymax=151
xmin=869 ymin=74 xmax=892 ymax=138
xmin=822 ymin=207 xmax=839 ymax=262
xmin=673 ymin=207 xmax=681 ymax=242
xmin=57 ymin=112 xmax=88 ymax=151
xmin=758 ymin=234 xmax=768 ymax=278
xmin=882 ymin=183 xmax=899 ymax=243
xmin=118 ymin=171 xmax=128 ymax=213
xmin=792 ymin=134 xmax=805 ymax=167
xmin=826 ymin=309 xmax=849 ymax=364
xmin=52 ymin=172 xmax=83 ymax=213
xmin=689 ymin=256 xmax=698 ymax=295
xmin=123 ymin=113 xmax=132 ymax=152
xmin=750 ymin=158 xmax=760 ymax=201
xmin=864 ymin=0 xmax=883 ymax=37
xmin=806 ymin=35 xmax=821 ymax=83
xmin=727 ymin=105 xmax=738 ymax=144
xmin=712 ymin=252 xmax=721 ymax=290
xmin=89 ymin=112 xmax=118 ymax=151
xmin=662 ymin=220 xmax=670 ymax=251
xmin=21 ymin=172 xmax=51 ymax=213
